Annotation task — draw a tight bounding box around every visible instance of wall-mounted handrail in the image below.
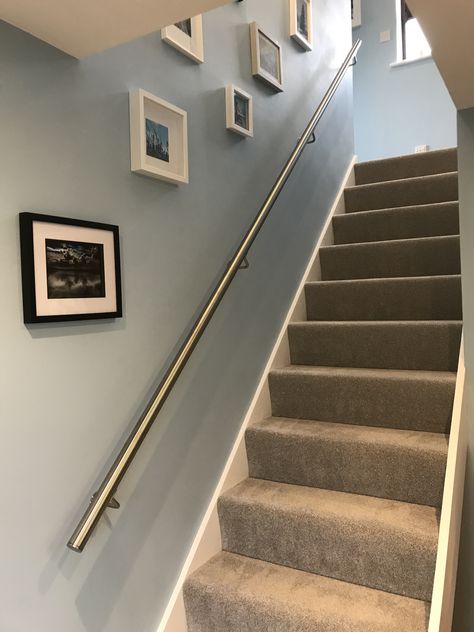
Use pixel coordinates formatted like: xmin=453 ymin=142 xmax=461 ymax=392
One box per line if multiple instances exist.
xmin=67 ymin=39 xmax=362 ymax=552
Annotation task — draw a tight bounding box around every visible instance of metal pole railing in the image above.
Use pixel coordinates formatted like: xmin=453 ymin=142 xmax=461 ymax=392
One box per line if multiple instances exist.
xmin=67 ymin=39 xmax=362 ymax=552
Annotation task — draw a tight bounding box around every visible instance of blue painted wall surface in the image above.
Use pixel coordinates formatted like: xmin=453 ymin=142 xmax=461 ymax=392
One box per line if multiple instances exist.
xmin=0 ymin=1 xmax=353 ymax=630
xmin=353 ymin=0 xmax=457 ymax=161
xmin=453 ymin=106 xmax=474 ymax=632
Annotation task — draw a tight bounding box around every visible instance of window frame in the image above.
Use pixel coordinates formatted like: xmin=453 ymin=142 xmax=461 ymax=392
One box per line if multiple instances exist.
xmin=400 ymin=0 xmax=413 ymax=61
xmin=394 ymin=0 xmax=431 ymax=65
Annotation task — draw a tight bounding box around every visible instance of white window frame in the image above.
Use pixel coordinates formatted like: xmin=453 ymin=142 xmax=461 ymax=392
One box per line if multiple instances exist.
xmin=392 ymin=0 xmax=431 ymax=67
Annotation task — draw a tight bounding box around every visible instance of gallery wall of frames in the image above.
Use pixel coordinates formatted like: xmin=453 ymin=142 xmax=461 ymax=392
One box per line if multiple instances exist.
xmin=19 ymin=0 xmax=316 ymax=324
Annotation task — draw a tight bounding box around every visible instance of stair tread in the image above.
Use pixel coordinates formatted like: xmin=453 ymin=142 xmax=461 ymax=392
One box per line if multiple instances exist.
xmin=247 ymin=417 xmax=448 ymax=506
xmin=319 ymin=235 xmax=460 ymax=281
xmin=333 ymin=203 xmax=460 ymax=244
xmin=271 ymin=364 xmax=456 ymax=382
xmin=251 ymin=416 xmax=449 ymax=453
xmin=221 ymin=478 xmax=439 ymax=538
xmin=357 ymin=147 xmax=456 ymax=168
xmin=306 ymin=273 xmax=462 ymax=287
xmin=290 ymin=319 xmax=462 ymax=327
xmin=321 ymin=233 xmax=460 ymax=252
xmin=345 ymin=171 xmax=458 ymax=194
xmin=185 ymin=552 xmax=430 ymax=632
xmin=355 ymin=148 xmax=457 ymax=186
xmin=344 ymin=171 xmax=458 ymax=212
xmin=334 ymin=200 xmax=459 ymax=217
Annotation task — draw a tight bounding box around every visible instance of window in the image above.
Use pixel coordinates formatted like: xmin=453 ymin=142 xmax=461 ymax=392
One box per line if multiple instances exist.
xmin=400 ymin=0 xmax=431 ymax=61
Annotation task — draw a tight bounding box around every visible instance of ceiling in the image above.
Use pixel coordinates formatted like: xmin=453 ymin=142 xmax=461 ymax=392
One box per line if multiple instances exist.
xmin=0 ymin=0 xmax=231 ymax=59
xmin=408 ymin=0 xmax=474 ymax=110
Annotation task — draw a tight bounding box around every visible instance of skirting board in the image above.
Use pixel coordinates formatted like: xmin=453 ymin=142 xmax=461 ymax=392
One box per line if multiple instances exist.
xmin=429 ymin=335 xmax=466 ymax=632
xmin=157 ymin=155 xmax=356 ymax=632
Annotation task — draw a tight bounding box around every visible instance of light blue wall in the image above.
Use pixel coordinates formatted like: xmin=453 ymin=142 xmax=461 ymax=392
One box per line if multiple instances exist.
xmin=353 ymin=0 xmax=457 ymax=161
xmin=0 ymin=1 xmax=353 ymax=630
xmin=453 ymin=106 xmax=474 ymax=631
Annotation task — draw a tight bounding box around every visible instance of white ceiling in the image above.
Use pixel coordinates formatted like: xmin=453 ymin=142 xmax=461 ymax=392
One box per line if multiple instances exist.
xmin=408 ymin=0 xmax=474 ymax=110
xmin=0 ymin=0 xmax=231 ymax=58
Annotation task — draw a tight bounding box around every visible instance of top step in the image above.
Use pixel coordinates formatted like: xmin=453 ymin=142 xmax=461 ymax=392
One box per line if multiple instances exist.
xmin=355 ymin=148 xmax=457 ymax=186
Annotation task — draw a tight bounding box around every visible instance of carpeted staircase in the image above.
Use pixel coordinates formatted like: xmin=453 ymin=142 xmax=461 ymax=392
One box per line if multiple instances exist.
xmin=183 ymin=148 xmax=462 ymax=632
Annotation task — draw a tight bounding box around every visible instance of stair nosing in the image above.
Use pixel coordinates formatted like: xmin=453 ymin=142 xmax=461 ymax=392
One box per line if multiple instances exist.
xmin=320 ymin=233 xmax=460 ymax=251
xmin=250 ymin=415 xmax=450 ymax=444
xmin=355 ymin=147 xmax=456 ymax=168
xmin=186 ymin=551 xmax=431 ymax=621
xmin=305 ymin=273 xmax=462 ymax=287
xmin=220 ymin=478 xmax=439 ymax=534
xmin=345 ymin=171 xmax=458 ymax=193
xmin=288 ymin=319 xmax=463 ymax=327
xmin=270 ymin=365 xmax=457 ymax=380
xmin=333 ymin=200 xmax=459 ymax=221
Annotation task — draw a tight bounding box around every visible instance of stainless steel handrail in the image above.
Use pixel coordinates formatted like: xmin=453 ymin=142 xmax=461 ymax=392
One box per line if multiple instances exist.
xmin=68 ymin=39 xmax=361 ymax=552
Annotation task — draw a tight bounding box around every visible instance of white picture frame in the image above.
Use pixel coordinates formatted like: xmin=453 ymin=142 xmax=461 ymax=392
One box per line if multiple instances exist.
xmin=129 ymin=89 xmax=189 ymax=185
xmin=290 ymin=0 xmax=313 ymax=51
xmin=161 ymin=15 xmax=204 ymax=64
xmin=352 ymin=0 xmax=362 ymax=28
xmin=226 ymin=85 xmax=254 ymax=138
xmin=250 ymin=22 xmax=284 ymax=92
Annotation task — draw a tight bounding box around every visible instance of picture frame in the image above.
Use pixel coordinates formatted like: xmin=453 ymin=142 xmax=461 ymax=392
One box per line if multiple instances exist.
xmin=290 ymin=0 xmax=313 ymax=51
xmin=19 ymin=212 xmax=122 ymax=324
xmin=352 ymin=0 xmax=362 ymax=28
xmin=249 ymin=22 xmax=284 ymax=92
xmin=129 ymin=88 xmax=189 ymax=184
xmin=161 ymin=15 xmax=204 ymax=64
xmin=225 ymin=84 xmax=254 ymax=138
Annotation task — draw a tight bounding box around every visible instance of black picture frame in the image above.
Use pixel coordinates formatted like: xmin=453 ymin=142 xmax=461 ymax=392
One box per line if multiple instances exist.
xmin=19 ymin=212 xmax=123 ymax=324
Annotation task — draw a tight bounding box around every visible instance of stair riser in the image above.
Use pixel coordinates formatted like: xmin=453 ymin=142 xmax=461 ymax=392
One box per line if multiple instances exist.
xmin=354 ymin=149 xmax=457 ymax=185
xmin=320 ymin=236 xmax=460 ymax=281
xmin=269 ymin=371 xmax=455 ymax=433
xmin=333 ymin=203 xmax=459 ymax=244
xmin=288 ymin=322 xmax=462 ymax=371
xmin=246 ymin=426 xmax=447 ymax=507
xmin=345 ymin=172 xmax=458 ymax=212
xmin=218 ymin=497 xmax=437 ymax=601
xmin=305 ymin=277 xmax=462 ymax=321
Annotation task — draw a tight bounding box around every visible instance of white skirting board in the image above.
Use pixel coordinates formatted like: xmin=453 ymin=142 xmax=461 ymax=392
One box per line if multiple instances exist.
xmin=429 ymin=336 xmax=467 ymax=632
xmin=156 ymin=156 xmax=356 ymax=632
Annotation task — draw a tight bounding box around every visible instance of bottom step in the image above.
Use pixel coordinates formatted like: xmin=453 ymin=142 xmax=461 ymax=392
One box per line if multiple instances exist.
xmin=184 ymin=552 xmax=430 ymax=632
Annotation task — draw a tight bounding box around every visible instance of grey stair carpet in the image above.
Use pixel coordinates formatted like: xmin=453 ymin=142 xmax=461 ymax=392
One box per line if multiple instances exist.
xmin=333 ymin=201 xmax=459 ymax=244
xmin=218 ymin=479 xmax=438 ymax=600
xmin=354 ymin=148 xmax=457 ymax=185
xmin=288 ymin=321 xmax=462 ymax=371
xmin=269 ymin=366 xmax=455 ymax=433
xmin=246 ymin=418 xmax=448 ymax=507
xmin=345 ymin=172 xmax=458 ymax=212
xmin=305 ymin=275 xmax=462 ymax=321
xmin=320 ymin=235 xmax=460 ymax=280
xmin=184 ymin=552 xmax=431 ymax=632
xmin=184 ymin=149 xmax=461 ymax=631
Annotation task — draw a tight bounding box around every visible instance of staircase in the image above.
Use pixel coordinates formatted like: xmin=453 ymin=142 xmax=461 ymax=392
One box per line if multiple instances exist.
xmin=183 ymin=148 xmax=462 ymax=632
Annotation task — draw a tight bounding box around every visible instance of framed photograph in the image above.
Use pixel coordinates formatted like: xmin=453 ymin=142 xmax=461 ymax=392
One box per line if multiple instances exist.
xmin=130 ymin=88 xmax=189 ymax=184
xmin=19 ymin=212 xmax=122 ymax=324
xmin=290 ymin=0 xmax=313 ymax=51
xmin=352 ymin=0 xmax=362 ymax=27
xmin=225 ymin=85 xmax=254 ymax=138
xmin=161 ymin=15 xmax=204 ymax=64
xmin=249 ymin=22 xmax=284 ymax=92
